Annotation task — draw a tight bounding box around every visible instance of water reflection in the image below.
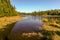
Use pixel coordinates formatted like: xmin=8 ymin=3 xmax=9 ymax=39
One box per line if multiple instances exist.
xmin=11 ymin=16 xmax=42 ymax=34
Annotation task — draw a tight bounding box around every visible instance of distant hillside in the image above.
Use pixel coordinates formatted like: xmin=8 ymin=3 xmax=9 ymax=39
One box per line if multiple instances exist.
xmin=31 ymin=9 xmax=60 ymax=16
xmin=0 ymin=0 xmax=18 ymax=17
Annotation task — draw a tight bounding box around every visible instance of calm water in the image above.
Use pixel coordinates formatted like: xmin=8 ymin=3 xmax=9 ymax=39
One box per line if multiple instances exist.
xmin=11 ymin=16 xmax=43 ymax=34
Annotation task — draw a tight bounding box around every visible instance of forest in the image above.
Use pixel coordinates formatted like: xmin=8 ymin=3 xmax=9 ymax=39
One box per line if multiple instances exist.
xmin=0 ymin=0 xmax=19 ymax=17
xmin=31 ymin=9 xmax=60 ymax=16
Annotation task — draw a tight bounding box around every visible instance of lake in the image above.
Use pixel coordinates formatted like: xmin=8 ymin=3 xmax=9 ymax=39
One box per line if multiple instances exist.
xmin=9 ymin=16 xmax=43 ymax=39
xmin=8 ymin=15 xmax=60 ymax=40
xmin=11 ymin=16 xmax=42 ymax=33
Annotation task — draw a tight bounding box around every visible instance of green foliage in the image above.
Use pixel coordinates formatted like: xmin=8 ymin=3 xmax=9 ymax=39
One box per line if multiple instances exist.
xmin=39 ymin=30 xmax=54 ymax=36
xmin=0 ymin=0 xmax=18 ymax=17
xmin=20 ymin=9 xmax=60 ymax=16
xmin=55 ymin=31 xmax=60 ymax=36
xmin=32 ymin=9 xmax=60 ymax=16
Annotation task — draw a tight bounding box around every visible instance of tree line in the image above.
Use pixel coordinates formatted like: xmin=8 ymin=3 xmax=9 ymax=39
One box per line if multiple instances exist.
xmin=0 ymin=0 xmax=60 ymax=17
xmin=0 ymin=0 xmax=19 ymax=17
xmin=31 ymin=9 xmax=60 ymax=16
xmin=19 ymin=9 xmax=60 ymax=16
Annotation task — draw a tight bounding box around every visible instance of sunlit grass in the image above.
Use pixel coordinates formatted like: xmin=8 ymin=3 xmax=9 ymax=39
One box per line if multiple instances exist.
xmin=42 ymin=17 xmax=60 ymax=40
xmin=0 ymin=16 xmax=60 ymax=40
xmin=0 ymin=16 xmax=23 ymax=40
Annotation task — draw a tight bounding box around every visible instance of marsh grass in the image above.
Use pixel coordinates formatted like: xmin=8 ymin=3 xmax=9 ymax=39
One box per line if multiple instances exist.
xmin=0 ymin=22 xmax=16 ymax=40
xmin=55 ymin=31 xmax=60 ymax=36
xmin=0 ymin=16 xmax=23 ymax=40
xmin=49 ymin=24 xmax=60 ymax=28
xmin=0 ymin=16 xmax=60 ymax=40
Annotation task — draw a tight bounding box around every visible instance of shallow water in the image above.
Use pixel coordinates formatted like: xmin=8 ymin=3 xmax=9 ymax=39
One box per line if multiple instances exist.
xmin=11 ymin=16 xmax=43 ymax=34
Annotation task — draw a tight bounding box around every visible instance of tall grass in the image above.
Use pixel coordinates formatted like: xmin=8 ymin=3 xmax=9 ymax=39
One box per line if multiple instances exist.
xmin=0 ymin=22 xmax=16 ymax=40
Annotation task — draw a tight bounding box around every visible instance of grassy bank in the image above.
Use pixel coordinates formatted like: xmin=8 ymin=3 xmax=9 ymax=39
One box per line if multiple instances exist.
xmin=0 ymin=16 xmax=60 ymax=40
xmin=0 ymin=16 xmax=23 ymax=40
xmin=41 ymin=17 xmax=60 ymax=40
xmin=0 ymin=16 xmax=23 ymax=29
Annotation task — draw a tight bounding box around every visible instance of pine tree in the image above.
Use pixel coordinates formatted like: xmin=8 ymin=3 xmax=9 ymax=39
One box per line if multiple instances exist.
xmin=0 ymin=0 xmax=18 ymax=17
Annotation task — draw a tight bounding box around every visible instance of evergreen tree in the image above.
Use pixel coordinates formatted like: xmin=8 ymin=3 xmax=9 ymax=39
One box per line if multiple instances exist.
xmin=0 ymin=0 xmax=18 ymax=17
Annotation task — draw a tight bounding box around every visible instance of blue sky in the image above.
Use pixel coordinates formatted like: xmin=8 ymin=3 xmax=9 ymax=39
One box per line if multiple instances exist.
xmin=10 ymin=0 xmax=60 ymax=13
